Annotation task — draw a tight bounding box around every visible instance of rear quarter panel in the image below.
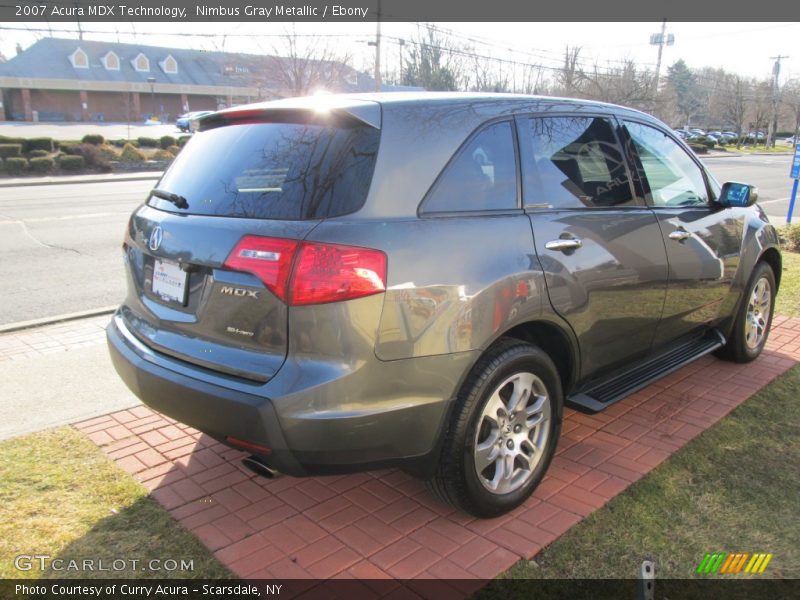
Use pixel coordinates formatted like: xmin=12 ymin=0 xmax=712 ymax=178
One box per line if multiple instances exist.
xmin=306 ymin=217 xmax=547 ymax=361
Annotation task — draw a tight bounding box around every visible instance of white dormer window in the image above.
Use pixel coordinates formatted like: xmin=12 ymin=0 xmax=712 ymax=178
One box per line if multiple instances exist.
xmin=102 ymin=51 xmax=120 ymax=71
xmin=159 ymin=55 xmax=177 ymax=74
xmin=131 ymin=53 xmax=150 ymax=72
xmin=69 ymin=47 xmax=89 ymax=69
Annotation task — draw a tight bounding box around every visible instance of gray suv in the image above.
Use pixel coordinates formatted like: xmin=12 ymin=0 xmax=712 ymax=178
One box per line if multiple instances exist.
xmin=108 ymin=93 xmax=781 ymax=517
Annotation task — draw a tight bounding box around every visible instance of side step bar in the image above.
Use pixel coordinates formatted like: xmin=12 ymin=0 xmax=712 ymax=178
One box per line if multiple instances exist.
xmin=567 ymin=329 xmax=725 ymax=414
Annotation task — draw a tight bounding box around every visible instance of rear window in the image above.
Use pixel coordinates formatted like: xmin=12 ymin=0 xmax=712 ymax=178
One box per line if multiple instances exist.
xmin=148 ymin=121 xmax=380 ymax=220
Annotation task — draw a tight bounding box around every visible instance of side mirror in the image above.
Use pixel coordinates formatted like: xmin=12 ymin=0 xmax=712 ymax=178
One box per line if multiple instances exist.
xmin=718 ymin=181 xmax=758 ymax=207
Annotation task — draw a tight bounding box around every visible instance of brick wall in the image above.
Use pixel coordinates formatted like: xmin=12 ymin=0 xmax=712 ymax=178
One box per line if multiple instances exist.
xmin=1 ymin=89 xmax=220 ymax=122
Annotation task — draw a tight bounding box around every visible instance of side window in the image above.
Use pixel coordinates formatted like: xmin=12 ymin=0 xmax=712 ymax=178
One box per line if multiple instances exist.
xmin=623 ymin=121 xmax=709 ymax=207
xmin=424 ymin=121 xmax=517 ymax=213
xmin=519 ymin=116 xmax=635 ymax=209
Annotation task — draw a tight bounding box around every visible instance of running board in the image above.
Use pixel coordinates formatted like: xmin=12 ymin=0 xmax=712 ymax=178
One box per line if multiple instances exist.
xmin=567 ymin=330 xmax=726 ymax=414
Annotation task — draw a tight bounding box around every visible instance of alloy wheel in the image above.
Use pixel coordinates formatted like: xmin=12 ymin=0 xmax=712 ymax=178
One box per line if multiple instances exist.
xmin=745 ymin=277 xmax=772 ymax=350
xmin=473 ymin=371 xmax=551 ymax=495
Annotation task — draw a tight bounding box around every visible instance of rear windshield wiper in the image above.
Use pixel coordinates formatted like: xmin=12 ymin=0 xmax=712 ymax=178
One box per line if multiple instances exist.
xmin=150 ymin=188 xmax=189 ymax=209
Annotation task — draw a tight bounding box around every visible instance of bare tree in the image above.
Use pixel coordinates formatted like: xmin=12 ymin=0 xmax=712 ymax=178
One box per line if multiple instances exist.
xmin=556 ymin=46 xmax=583 ymax=96
xmin=782 ymin=81 xmax=800 ymax=145
xmin=582 ymin=59 xmax=653 ymax=109
xmin=469 ymin=55 xmax=510 ymax=93
xmin=721 ymin=75 xmax=749 ymax=147
xmin=266 ymin=26 xmax=354 ymax=97
xmin=694 ymin=67 xmax=728 ymax=128
xmin=520 ymin=64 xmax=547 ymax=95
xmin=748 ymin=79 xmax=773 ymax=145
xmin=402 ymin=26 xmax=466 ymax=91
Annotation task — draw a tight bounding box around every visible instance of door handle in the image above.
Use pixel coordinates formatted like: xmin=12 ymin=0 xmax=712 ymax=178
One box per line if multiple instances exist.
xmin=668 ymin=229 xmax=692 ymax=242
xmin=545 ymin=238 xmax=583 ymax=252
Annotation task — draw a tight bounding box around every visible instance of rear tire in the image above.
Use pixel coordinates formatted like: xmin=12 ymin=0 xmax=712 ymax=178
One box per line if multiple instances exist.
xmin=427 ymin=338 xmax=563 ymax=518
xmin=716 ymin=262 xmax=776 ymax=363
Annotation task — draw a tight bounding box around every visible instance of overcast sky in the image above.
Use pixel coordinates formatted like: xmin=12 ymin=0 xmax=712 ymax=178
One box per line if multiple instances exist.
xmin=1 ymin=21 xmax=798 ymax=83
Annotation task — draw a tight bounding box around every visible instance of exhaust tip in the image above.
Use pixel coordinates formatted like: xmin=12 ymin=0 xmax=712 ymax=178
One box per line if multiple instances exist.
xmin=242 ymin=455 xmax=281 ymax=479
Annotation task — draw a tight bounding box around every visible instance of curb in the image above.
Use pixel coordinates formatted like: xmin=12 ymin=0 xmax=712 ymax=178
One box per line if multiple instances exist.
xmin=702 ymin=152 xmax=793 ymax=159
xmin=0 ymin=306 xmax=117 ymax=334
xmin=0 ymin=173 xmax=162 ymax=188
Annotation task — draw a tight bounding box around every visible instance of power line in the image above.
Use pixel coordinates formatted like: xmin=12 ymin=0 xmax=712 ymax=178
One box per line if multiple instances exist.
xmin=417 ymin=22 xmax=661 ymax=71
xmin=0 ymin=25 xmax=357 ymax=38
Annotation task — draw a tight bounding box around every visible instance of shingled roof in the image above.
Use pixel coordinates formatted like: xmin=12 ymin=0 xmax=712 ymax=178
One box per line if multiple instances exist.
xmin=0 ymin=37 xmax=421 ymax=94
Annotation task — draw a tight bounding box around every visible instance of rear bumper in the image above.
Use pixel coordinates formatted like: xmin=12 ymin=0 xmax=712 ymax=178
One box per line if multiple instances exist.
xmin=107 ymin=315 xmax=307 ymax=476
xmin=107 ymin=313 xmax=474 ymax=477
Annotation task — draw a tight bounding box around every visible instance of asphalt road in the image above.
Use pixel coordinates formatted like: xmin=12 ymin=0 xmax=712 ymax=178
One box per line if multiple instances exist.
xmin=703 ymin=154 xmax=796 ymax=224
xmin=0 ymin=179 xmax=153 ymax=325
xmin=0 ymin=154 xmax=794 ymax=326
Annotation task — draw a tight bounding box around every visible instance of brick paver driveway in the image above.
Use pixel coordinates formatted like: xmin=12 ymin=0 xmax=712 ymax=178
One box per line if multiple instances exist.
xmin=72 ymin=316 xmax=800 ymax=581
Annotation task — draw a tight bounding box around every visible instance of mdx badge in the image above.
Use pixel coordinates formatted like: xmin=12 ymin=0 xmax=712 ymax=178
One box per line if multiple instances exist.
xmin=220 ymin=286 xmax=259 ymax=299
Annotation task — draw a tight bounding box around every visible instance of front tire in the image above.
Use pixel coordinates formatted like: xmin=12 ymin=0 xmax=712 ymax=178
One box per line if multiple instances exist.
xmin=717 ymin=262 xmax=776 ymax=363
xmin=428 ymin=338 xmax=563 ymax=518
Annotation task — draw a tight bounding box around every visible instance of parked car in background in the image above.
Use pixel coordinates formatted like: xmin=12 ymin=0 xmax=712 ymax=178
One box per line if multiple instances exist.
xmin=744 ymin=131 xmax=766 ymax=142
xmin=784 ymin=136 xmax=797 ymax=145
xmin=176 ymin=111 xmax=214 ymax=133
xmin=108 ymin=93 xmax=781 ymax=517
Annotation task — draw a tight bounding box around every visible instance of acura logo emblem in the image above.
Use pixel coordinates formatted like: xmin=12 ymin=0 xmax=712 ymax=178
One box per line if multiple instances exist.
xmin=149 ymin=226 xmax=163 ymax=251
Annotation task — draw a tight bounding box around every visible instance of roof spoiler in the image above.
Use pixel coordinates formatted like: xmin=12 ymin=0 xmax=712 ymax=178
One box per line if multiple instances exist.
xmin=196 ymin=97 xmax=381 ymax=131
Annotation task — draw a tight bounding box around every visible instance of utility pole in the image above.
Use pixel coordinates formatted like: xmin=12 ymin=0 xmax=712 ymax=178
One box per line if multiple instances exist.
xmin=767 ymin=55 xmax=788 ymax=148
xmin=649 ymin=19 xmax=674 ymax=113
xmin=373 ymin=0 xmax=382 ymax=92
xmin=147 ymin=76 xmax=156 ymax=120
xmin=74 ymin=1 xmax=83 ymax=40
xmin=398 ymin=38 xmax=405 ymax=85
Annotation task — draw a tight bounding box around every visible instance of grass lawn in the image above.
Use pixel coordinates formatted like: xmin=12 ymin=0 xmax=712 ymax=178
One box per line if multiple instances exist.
xmin=0 ymin=427 xmax=230 ymax=579
xmin=500 ymin=365 xmax=800 ymax=580
xmin=776 ymin=251 xmax=800 ymax=319
xmin=499 ymin=251 xmax=800 ymax=581
xmin=723 ymin=145 xmax=794 ymax=154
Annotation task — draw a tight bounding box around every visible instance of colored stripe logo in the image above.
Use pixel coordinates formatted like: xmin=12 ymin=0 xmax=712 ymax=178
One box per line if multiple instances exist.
xmin=696 ymin=552 xmax=773 ymax=574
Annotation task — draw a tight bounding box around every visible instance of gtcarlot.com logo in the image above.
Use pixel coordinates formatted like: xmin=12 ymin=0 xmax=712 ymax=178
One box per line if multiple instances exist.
xmin=696 ymin=552 xmax=773 ymax=575
xmin=14 ymin=554 xmax=194 ymax=572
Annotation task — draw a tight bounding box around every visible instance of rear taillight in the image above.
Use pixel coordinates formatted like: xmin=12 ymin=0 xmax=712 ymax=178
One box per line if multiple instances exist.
xmin=223 ymin=236 xmax=386 ymax=306
xmin=224 ymin=236 xmax=299 ymax=302
xmin=291 ymin=242 xmax=387 ymax=305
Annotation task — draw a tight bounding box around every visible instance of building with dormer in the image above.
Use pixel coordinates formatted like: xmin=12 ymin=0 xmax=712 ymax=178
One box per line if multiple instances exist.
xmin=0 ymin=38 xmax=417 ymax=122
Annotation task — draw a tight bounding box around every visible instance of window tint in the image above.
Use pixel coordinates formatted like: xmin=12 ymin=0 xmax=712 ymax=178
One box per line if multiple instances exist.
xmin=424 ymin=121 xmax=517 ymax=213
xmin=623 ymin=121 xmax=709 ymax=207
xmin=148 ymin=121 xmax=379 ymax=220
xmin=519 ymin=116 xmax=634 ymax=209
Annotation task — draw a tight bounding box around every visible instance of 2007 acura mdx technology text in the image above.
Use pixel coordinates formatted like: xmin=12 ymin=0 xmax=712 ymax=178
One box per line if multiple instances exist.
xmin=108 ymin=93 xmax=781 ymax=517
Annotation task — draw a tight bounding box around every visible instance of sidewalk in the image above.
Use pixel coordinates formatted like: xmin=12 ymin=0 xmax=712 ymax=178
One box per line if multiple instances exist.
xmin=702 ymin=150 xmax=793 ymax=158
xmin=0 ymin=171 xmax=162 ymax=188
xmin=0 ymin=315 xmax=140 ymax=440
